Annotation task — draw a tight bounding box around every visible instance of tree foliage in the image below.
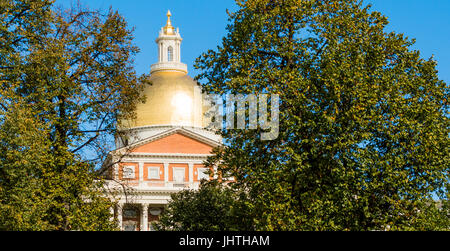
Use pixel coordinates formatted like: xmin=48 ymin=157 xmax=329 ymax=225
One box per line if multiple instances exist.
xmin=0 ymin=0 xmax=147 ymax=230
xmin=155 ymin=181 xmax=254 ymax=231
xmin=192 ymin=0 xmax=449 ymax=231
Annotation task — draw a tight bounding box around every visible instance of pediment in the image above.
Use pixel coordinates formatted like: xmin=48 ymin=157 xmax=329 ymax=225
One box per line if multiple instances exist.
xmin=125 ymin=128 xmax=220 ymax=155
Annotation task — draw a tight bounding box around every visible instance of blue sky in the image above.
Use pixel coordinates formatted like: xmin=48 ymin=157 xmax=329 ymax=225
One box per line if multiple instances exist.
xmin=55 ymin=0 xmax=450 ymax=84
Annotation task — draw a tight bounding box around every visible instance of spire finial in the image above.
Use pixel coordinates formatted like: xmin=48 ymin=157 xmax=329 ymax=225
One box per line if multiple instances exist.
xmin=166 ymin=10 xmax=172 ymax=26
xmin=163 ymin=10 xmax=175 ymax=35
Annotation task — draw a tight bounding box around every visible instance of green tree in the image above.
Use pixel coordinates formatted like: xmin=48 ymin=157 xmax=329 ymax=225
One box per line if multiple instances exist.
xmin=194 ymin=0 xmax=449 ymax=230
xmin=0 ymin=0 xmax=147 ymax=230
xmin=155 ymin=181 xmax=254 ymax=231
xmin=411 ymin=185 xmax=449 ymax=231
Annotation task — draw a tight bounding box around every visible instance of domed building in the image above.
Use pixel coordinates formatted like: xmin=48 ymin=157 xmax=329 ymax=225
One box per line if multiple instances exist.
xmin=103 ymin=11 xmax=221 ymax=231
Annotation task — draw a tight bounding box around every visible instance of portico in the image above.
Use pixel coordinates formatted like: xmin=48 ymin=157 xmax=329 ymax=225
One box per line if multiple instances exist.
xmin=104 ymin=127 xmax=220 ymax=231
xmin=115 ymin=202 xmax=164 ymax=231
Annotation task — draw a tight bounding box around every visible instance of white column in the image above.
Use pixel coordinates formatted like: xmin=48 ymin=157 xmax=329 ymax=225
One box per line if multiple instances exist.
xmin=176 ymin=42 xmax=180 ymax=62
xmin=117 ymin=203 xmax=124 ymax=231
xmin=164 ymin=163 xmax=169 ymax=184
xmin=162 ymin=44 xmax=166 ymax=62
xmin=178 ymin=42 xmax=181 ymax=62
xmin=158 ymin=43 xmax=161 ymax=62
xmin=139 ymin=162 xmax=144 ymax=183
xmin=141 ymin=204 xmax=149 ymax=231
xmin=188 ymin=163 xmax=194 ymax=183
xmin=109 ymin=207 xmax=115 ymax=222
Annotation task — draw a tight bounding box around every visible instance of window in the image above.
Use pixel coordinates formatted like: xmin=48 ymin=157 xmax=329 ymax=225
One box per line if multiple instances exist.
xmin=123 ymin=221 xmax=138 ymax=231
xmin=148 ymin=166 xmax=160 ymax=180
xmin=122 ymin=207 xmax=140 ymax=231
xmin=198 ymin=168 xmax=210 ymax=181
xmin=123 ymin=208 xmax=138 ymax=218
xmin=173 ymin=168 xmax=185 ymax=183
xmin=123 ymin=166 xmax=135 ymax=179
xmin=167 ymin=46 xmax=173 ymax=61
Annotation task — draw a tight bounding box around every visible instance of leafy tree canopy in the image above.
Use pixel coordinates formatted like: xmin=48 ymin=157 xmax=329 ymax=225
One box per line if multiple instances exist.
xmin=188 ymin=0 xmax=449 ymax=231
xmin=155 ymin=181 xmax=254 ymax=231
xmin=0 ymin=0 xmax=148 ymax=230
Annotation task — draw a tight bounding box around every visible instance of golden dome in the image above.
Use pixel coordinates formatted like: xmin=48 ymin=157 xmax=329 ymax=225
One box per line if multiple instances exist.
xmin=125 ymin=71 xmax=204 ymax=129
xmin=119 ymin=12 xmax=206 ymax=130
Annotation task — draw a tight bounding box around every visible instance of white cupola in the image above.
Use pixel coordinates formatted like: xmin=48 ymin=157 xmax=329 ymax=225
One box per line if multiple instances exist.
xmin=150 ymin=10 xmax=188 ymax=75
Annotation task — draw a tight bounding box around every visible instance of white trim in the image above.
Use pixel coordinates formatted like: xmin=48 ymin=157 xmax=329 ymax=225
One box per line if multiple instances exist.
xmin=139 ymin=162 xmax=144 ymax=182
xmin=164 ymin=163 xmax=169 ymax=183
xmin=150 ymin=62 xmax=187 ymax=74
xmin=117 ymin=203 xmax=124 ymax=230
xmin=188 ymin=163 xmax=194 ymax=183
xmin=141 ymin=204 xmax=149 ymax=231
xmin=122 ymin=153 xmax=213 ymax=162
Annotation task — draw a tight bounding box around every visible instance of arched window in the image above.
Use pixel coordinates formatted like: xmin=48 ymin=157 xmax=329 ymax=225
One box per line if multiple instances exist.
xmin=167 ymin=46 xmax=174 ymax=61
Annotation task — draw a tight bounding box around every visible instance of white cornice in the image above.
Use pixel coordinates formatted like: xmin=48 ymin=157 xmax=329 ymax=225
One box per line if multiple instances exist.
xmin=120 ymin=125 xmax=214 ymax=134
xmin=150 ymin=62 xmax=188 ymax=74
xmin=156 ymin=35 xmax=182 ymax=42
xmin=106 ymin=186 xmax=190 ymax=196
xmin=124 ymin=153 xmax=213 ymax=159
